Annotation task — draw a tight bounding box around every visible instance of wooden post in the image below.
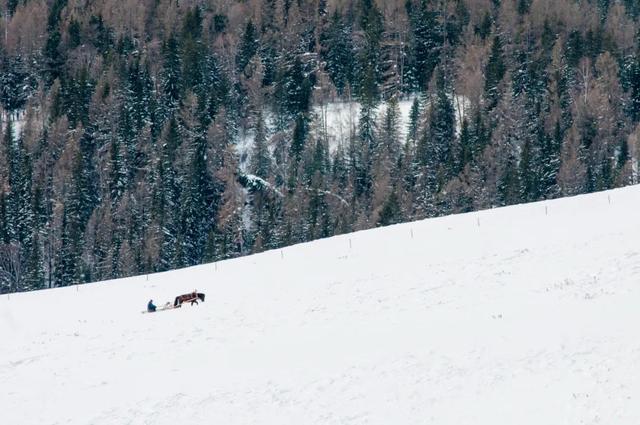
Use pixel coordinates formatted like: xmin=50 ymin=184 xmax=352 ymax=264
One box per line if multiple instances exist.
xmin=608 ymin=195 xmax=611 ymax=204
xmin=410 ymin=228 xmax=414 ymax=239
xmin=545 ymin=205 xmax=548 ymax=216
xmin=280 ymin=250 xmax=284 ymax=259
xmin=349 ymin=238 xmax=352 ymax=249
xmin=476 ymin=217 xmax=480 ymax=227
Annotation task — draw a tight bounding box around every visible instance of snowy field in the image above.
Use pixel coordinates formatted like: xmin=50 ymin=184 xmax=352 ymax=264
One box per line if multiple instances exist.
xmin=2 ymin=186 xmax=640 ymax=424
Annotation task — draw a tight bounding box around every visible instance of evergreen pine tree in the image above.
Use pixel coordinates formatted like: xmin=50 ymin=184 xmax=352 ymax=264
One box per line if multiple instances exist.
xmin=0 ymin=56 xmax=36 ymax=112
xmin=158 ymin=119 xmax=181 ymax=270
xmin=406 ymin=97 xmax=421 ymax=145
xmin=7 ymin=0 xmax=20 ymax=15
xmin=43 ymin=0 xmax=70 ymax=84
xmin=485 ymin=35 xmax=506 ymax=109
xmin=379 ymin=96 xmax=401 ymax=161
xmin=290 ymin=114 xmax=308 ymax=164
xmin=621 ymin=54 xmax=640 ymax=123
xmin=540 ymin=121 xmax=562 ymax=198
xmin=405 ymin=0 xmax=444 ymax=91
xmin=181 ymin=7 xmax=205 ymax=91
xmin=498 ymin=152 xmax=520 ymax=206
xmin=377 ymin=191 xmax=402 ymax=226
xmin=55 ymin=208 xmax=79 ymax=286
xmin=236 ymin=20 xmax=260 ymax=75
xmin=275 ymin=54 xmax=314 ymax=122
xmin=428 ymin=76 xmax=456 ymax=184
xmin=355 ymin=0 xmax=384 ymax=101
xmin=251 ymin=111 xmax=272 ymax=178
xmin=109 ymin=132 xmax=128 ymax=205
xmin=161 ymin=36 xmax=183 ymax=113
xmin=0 ymin=194 xmax=8 ymax=245
xmin=320 ymin=10 xmax=355 ymax=94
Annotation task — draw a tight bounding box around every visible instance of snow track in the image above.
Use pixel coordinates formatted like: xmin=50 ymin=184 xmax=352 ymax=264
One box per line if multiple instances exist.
xmin=1 ymin=187 xmax=640 ymax=424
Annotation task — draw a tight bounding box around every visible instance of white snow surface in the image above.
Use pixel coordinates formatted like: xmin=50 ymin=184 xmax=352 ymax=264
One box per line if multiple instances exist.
xmin=314 ymin=95 xmax=469 ymax=152
xmin=313 ymin=97 xmax=417 ymax=150
xmin=2 ymin=109 xmax=26 ymax=142
xmin=2 ymin=186 xmax=640 ymax=424
xmin=235 ymin=95 xmax=469 ymax=173
xmin=236 ymin=96 xmax=420 ymax=172
xmin=243 ymin=173 xmax=284 ymax=197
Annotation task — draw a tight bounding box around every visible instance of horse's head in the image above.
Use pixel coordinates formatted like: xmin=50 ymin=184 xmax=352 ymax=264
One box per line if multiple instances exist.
xmin=197 ymin=293 xmax=205 ymax=302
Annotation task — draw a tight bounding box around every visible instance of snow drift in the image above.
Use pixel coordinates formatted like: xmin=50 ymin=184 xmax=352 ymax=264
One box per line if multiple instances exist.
xmin=1 ymin=186 xmax=640 ymax=424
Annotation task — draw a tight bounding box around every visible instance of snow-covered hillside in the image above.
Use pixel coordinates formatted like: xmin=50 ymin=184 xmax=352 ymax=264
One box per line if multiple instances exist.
xmin=2 ymin=186 xmax=640 ymax=424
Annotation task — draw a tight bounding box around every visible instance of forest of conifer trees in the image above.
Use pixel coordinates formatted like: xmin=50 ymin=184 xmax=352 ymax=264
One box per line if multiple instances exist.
xmin=1 ymin=0 xmax=640 ymax=292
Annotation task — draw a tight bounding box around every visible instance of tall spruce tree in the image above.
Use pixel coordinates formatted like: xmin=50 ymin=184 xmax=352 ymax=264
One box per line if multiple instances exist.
xmin=320 ymin=10 xmax=355 ymax=94
xmin=236 ymin=20 xmax=260 ymax=75
xmin=161 ymin=36 xmax=183 ymax=114
xmin=405 ymin=0 xmax=444 ymax=91
xmin=485 ymin=35 xmax=506 ymax=109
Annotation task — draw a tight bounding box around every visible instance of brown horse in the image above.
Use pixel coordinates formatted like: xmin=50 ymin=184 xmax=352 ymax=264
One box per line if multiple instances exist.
xmin=173 ymin=292 xmax=205 ymax=307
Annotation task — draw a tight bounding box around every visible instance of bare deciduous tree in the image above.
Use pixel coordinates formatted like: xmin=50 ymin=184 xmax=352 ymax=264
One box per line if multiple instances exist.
xmin=0 ymin=243 xmax=25 ymax=294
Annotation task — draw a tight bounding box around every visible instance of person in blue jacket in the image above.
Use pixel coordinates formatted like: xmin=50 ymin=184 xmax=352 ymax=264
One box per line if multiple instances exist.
xmin=147 ymin=299 xmax=156 ymax=312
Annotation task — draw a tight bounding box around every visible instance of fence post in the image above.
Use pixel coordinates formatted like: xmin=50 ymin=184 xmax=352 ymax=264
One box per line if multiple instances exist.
xmin=410 ymin=228 xmax=414 ymax=239
xmin=476 ymin=216 xmax=480 ymax=227
xmin=545 ymin=205 xmax=548 ymax=216
xmin=280 ymin=250 xmax=284 ymax=259
xmin=608 ymin=195 xmax=611 ymax=205
xmin=349 ymin=238 xmax=352 ymax=249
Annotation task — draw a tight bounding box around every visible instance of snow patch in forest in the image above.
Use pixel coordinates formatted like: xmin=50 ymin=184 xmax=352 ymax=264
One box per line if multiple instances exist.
xmin=314 ymin=96 xmax=418 ymax=151
xmin=315 ymin=94 xmax=470 ymax=152
xmin=1 ymin=109 xmax=26 ymax=142
xmin=235 ymin=127 xmax=255 ymax=173
xmin=242 ymin=173 xmax=283 ymax=197
xmin=235 ymin=94 xmax=470 ymax=172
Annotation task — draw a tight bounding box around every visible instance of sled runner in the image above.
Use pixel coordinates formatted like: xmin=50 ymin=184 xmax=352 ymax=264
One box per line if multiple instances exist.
xmin=142 ymin=302 xmax=174 ymax=314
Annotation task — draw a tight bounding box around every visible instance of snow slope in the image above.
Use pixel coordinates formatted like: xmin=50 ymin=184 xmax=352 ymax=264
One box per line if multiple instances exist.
xmin=2 ymin=186 xmax=640 ymax=425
